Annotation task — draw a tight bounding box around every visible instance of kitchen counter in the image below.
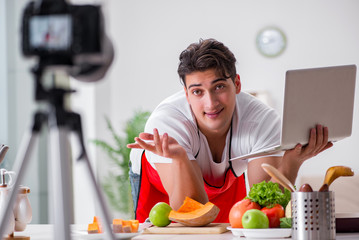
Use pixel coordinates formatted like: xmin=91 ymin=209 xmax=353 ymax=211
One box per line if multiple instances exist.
xmin=11 ymin=224 xmax=359 ymax=240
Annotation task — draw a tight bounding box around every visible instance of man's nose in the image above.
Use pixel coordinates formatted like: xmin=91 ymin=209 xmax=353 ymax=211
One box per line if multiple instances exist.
xmin=204 ymin=92 xmax=219 ymax=108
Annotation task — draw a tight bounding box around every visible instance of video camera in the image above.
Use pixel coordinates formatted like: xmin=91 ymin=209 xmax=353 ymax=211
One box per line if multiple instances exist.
xmin=21 ymin=0 xmax=114 ymax=82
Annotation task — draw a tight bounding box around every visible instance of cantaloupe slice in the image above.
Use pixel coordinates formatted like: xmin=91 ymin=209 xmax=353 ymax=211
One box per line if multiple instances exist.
xmin=88 ymin=216 xmax=103 ymax=234
xmin=169 ymin=198 xmax=220 ymax=227
xmin=130 ymin=220 xmax=139 ymax=232
xmin=177 ymin=196 xmax=204 ymax=212
xmin=87 ymin=223 xmax=100 ymax=234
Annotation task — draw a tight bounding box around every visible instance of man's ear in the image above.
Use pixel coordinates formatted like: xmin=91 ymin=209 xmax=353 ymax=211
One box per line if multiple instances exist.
xmin=184 ymin=86 xmax=190 ymax=104
xmin=235 ymin=74 xmax=241 ymax=94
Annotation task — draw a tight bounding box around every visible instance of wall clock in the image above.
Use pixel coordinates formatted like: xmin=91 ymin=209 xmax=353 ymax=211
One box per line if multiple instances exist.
xmin=256 ymin=27 xmax=287 ymax=58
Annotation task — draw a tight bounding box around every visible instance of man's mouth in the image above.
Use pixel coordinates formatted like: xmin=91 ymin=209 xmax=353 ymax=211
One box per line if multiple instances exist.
xmin=205 ymin=108 xmax=224 ymax=119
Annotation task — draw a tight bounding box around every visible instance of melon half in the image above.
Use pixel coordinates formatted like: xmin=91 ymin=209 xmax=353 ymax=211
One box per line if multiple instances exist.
xmin=168 ymin=197 xmax=220 ymax=227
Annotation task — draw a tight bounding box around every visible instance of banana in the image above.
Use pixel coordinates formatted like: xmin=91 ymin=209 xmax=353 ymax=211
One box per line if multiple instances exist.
xmin=323 ymin=166 xmax=354 ymax=186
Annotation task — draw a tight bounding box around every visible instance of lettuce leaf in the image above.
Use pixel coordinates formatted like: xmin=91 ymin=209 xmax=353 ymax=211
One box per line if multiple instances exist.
xmin=246 ymin=181 xmax=291 ymax=208
xmin=280 ymin=217 xmax=292 ymax=228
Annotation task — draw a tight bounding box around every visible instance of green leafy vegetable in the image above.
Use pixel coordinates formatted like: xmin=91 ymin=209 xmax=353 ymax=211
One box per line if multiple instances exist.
xmin=280 ymin=217 xmax=292 ymax=228
xmin=246 ymin=181 xmax=291 ymax=208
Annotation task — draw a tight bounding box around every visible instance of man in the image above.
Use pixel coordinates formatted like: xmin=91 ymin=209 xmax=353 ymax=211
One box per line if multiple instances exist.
xmin=127 ymin=39 xmax=332 ymax=222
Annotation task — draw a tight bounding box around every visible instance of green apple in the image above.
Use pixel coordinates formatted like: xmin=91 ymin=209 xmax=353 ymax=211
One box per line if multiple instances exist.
xmin=149 ymin=202 xmax=172 ymax=227
xmin=242 ymin=209 xmax=269 ymax=229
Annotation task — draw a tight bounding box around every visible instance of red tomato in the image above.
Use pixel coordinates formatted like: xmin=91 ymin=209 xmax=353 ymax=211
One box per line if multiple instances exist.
xmin=261 ymin=204 xmax=285 ymax=228
xmin=229 ymin=199 xmax=261 ymax=228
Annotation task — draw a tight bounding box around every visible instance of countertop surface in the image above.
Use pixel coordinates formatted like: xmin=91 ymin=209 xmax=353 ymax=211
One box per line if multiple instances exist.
xmin=11 ymin=224 xmax=359 ymax=240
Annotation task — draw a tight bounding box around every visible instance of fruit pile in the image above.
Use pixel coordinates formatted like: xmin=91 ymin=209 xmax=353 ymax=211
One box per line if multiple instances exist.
xmin=112 ymin=219 xmax=139 ymax=233
xmin=87 ymin=216 xmax=139 ymax=234
xmin=229 ymin=181 xmax=291 ymax=229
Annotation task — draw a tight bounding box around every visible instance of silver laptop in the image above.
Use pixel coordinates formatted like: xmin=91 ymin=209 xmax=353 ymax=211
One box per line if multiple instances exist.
xmin=230 ymin=64 xmax=357 ymax=161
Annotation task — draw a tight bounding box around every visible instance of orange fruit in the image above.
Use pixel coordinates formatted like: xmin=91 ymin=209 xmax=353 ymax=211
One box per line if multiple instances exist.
xmin=229 ymin=199 xmax=261 ymax=228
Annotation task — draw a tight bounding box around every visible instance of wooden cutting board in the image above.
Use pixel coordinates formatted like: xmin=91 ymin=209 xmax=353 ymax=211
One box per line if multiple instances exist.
xmin=143 ymin=223 xmax=230 ymax=234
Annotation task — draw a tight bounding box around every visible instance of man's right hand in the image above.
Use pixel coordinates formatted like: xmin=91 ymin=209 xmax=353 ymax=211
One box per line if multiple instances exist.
xmin=127 ymin=128 xmax=187 ymax=160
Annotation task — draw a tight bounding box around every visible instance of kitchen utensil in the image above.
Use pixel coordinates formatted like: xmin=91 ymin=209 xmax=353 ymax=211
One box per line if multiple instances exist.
xmin=292 ymin=191 xmax=335 ymax=240
xmin=319 ymin=166 xmax=354 ymax=192
xmin=261 ymin=163 xmax=296 ymax=192
xmin=0 ymin=145 xmax=9 ymax=165
xmin=298 ymin=183 xmax=313 ymax=192
xmin=143 ymin=223 xmax=229 ymax=234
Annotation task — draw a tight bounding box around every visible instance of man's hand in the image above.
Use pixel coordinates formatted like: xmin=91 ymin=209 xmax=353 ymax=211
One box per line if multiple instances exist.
xmin=248 ymin=125 xmax=333 ymax=187
xmin=284 ymin=124 xmax=333 ymax=164
xmin=127 ymin=128 xmax=187 ymax=160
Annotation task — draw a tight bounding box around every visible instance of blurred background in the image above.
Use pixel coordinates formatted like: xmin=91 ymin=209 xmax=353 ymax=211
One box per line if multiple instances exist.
xmin=1 ymin=0 xmax=358 ymax=224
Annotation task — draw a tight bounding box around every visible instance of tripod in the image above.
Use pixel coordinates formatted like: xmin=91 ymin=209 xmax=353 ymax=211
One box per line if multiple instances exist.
xmin=0 ymin=62 xmax=116 ymax=240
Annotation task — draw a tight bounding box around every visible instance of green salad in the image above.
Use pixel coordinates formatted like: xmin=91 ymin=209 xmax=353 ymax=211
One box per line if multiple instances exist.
xmin=245 ymin=181 xmax=291 ymax=208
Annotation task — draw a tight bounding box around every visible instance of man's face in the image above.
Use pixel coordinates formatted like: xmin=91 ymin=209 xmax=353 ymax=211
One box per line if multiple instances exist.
xmin=184 ymin=69 xmax=241 ymax=136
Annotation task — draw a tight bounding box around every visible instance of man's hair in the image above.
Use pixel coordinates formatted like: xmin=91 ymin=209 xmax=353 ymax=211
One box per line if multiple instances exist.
xmin=177 ymin=38 xmax=237 ymax=86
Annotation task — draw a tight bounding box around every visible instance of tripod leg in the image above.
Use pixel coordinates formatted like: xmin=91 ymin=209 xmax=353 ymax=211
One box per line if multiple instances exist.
xmin=0 ymin=131 xmax=39 ymax=237
xmin=48 ymin=126 xmax=74 ymax=240
xmin=70 ymin=113 xmax=116 ymax=239
xmin=77 ymin=153 xmax=116 ymax=239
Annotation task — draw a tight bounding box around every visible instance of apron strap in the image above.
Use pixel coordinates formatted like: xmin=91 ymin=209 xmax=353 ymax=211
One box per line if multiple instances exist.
xmin=135 ymin=151 xmax=169 ymax=222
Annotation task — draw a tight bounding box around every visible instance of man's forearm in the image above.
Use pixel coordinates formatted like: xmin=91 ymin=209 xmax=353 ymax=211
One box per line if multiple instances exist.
xmin=279 ymin=155 xmax=303 ymax=185
xmin=156 ymin=157 xmax=208 ymax=210
xmin=170 ymin=158 xmax=208 ymax=209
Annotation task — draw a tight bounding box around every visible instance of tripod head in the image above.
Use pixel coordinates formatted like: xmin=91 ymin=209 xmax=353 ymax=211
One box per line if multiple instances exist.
xmin=31 ymin=60 xmax=75 ymax=104
xmin=22 ymin=0 xmax=114 ymax=83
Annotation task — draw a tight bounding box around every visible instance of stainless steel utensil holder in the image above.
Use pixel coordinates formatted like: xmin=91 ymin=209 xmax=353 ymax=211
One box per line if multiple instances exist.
xmin=292 ymin=191 xmax=335 ymax=240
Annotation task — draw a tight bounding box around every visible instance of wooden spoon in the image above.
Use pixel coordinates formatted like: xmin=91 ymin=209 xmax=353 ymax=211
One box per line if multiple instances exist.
xmin=319 ymin=166 xmax=354 ymax=191
xmin=261 ymin=163 xmax=296 ymax=192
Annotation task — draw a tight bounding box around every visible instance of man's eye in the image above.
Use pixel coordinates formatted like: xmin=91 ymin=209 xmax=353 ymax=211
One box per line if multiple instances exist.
xmin=216 ymin=84 xmax=225 ymax=90
xmin=192 ymin=90 xmax=202 ymax=95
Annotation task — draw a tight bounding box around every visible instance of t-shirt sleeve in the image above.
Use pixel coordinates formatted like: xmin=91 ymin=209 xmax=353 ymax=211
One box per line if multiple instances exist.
xmin=232 ymin=95 xmax=283 ymax=160
xmin=246 ymin=108 xmax=283 ymax=161
xmin=143 ymin=105 xmax=199 ymax=165
xmin=231 ymin=104 xmax=282 ymax=177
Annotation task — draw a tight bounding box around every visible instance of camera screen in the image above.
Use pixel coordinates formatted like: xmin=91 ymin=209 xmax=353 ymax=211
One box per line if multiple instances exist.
xmin=29 ymin=14 xmax=72 ymax=51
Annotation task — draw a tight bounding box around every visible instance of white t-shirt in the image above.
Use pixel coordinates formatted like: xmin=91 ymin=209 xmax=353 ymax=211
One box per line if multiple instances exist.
xmin=130 ymin=90 xmax=282 ymax=185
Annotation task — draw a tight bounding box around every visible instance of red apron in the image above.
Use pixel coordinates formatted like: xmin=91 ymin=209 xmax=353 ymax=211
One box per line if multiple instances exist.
xmin=135 ymin=151 xmax=247 ymax=223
